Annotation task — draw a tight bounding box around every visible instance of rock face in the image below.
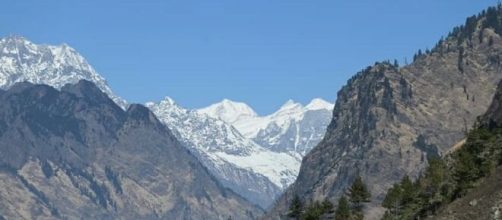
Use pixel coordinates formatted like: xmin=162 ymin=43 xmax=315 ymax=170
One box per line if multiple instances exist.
xmin=267 ymin=8 xmax=502 ymax=219
xmin=0 ymin=80 xmax=261 ymax=219
xmin=0 ymin=36 xmax=127 ymax=108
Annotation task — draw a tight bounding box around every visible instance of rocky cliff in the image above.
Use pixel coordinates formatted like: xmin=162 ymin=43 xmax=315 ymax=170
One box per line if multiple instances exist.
xmin=267 ymin=6 xmax=502 ymax=219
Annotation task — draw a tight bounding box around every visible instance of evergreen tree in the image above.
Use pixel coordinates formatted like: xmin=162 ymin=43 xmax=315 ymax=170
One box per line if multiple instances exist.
xmin=382 ymin=183 xmax=402 ymax=218
xmin=334 ymin=196 xmax=350 ymax=220
xmin=288 ymin=195 xmax=303 ymax=219
xmin=321 ymin=199 xmax=334 ymax=213
xmin=400 ymin=175 xmax=416 ymax=205
xmin=348 ymin=175 xmax=372 ymax=212
xmin=302 ymin=201 xmax=324 ymax=220
xmin=393 ymin=59 xmax=399 ymax=68
xmin=381 ymin=211 xmax=394 ymax=220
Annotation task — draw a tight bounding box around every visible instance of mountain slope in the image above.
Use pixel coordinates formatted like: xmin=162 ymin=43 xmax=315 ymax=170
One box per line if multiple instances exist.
xmin=267 ymin=6 xmax=502 ymax=219
xmin=0 ymin=80 xmax=261 ymax=219
xmin=198 ymin=98 xmax=334 ymax=157
xmin=0 ymin=36 xmax=126 ymax=108
xmin=146 ymin=98 xmax=299 ymax=209
xmin=377 ymin=77 xmax=502 ymax=220
xmin=431 ymin=78 xmax=502 ymax=220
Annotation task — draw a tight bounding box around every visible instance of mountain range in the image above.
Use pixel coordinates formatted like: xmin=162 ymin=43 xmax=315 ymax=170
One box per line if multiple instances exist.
xmin=3 ymin=5 xmax=500 ymax=220
xmin=0 ymin=36 xmax=333 ymax=210
xmin=198 ymin=98 xmax=333 ymax=157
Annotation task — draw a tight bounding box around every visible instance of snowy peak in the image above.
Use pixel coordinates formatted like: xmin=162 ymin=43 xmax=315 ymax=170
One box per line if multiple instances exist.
xmin=274 ymin=99 xmax=304 ymax=116
xmin=146 ymin=96 xmax=188 ymax=123
xmin=305 ymin=98 xmax=334 ymax=111
xmin=279 ymin=99 xmax=303 ymax=110
xmin=0 ymin=35 xmax=127 ymax=108
xmin=158 ymin=96 xmax=177 ymax=107
xmin=197 ymin=98 xmax=258 ymax=124
xmin=198 ymin=97 xmax=334 ymax=157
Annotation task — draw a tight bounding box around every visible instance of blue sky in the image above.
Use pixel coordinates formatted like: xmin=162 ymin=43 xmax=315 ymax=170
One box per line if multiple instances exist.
xmin=0 ymin=0 xmax=499 ymax=114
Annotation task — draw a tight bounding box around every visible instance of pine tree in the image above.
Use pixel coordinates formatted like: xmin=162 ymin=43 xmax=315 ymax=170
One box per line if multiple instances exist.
xmin=348 ymin=175 xmax=372 ymax=212
xmin=302 ymin=201 xmax=324 ymax=220
xmin=382 ymin=183 xmax=402 ymax=218
xmin=393 ymin=59 xmax=399 ymax=68
xmin=334 ymin=196 xmax=350 ymax=220
xmin=400 ymin=175 xmax=416 ymax=204
xmin=321 ymin=199 xmax=334 ymax=213
xmin=381 ymin=211 xmax=395 ymax=220
xmin=288 ymin=195 xmax=303 ymax=219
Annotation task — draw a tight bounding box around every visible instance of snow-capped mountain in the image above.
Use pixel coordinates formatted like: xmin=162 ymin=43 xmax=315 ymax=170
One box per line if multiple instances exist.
xmin=198 ymin=98 xmax=334 ymax=157
xmin=0 ymin=36 xmax=126 ymax=108
xmin=0 ymin=35 xmax=333 ymax=209
xmin=146 ymin=97 xmax=300 ymax=208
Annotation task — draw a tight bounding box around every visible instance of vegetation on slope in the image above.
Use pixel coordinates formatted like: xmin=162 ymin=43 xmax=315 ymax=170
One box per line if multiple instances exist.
xmin=287 ymin=175 xmax=371 ymax=220
xmin=380 ymin=119 xmax=502 ymax=219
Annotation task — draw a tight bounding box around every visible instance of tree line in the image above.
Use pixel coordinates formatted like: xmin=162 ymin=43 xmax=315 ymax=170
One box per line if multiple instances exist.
xmin=381 ymin=124 xmax=502 ymax=219
xmin=287 ymin=175 xmax=371 ymax=220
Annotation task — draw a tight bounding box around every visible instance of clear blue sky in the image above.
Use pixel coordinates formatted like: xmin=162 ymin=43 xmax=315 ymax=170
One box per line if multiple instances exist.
xmin=0 ymin=0 xmax=499 ymax=114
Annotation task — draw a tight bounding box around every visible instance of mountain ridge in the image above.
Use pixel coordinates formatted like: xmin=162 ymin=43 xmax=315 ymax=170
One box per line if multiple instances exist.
xmin=0 ymin=80 xmax=262 ymax=219
xmin=0 ymin=36 xmax=127 ymax=108
xmin=266 ymin=5 xmax=502 ymax=219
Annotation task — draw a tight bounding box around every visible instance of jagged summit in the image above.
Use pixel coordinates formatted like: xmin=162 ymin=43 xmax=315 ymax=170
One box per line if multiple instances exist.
xmin=306 ymin=98 xmax=334 ymax=111
xmin=197 ymin=98 xmax=258 ymax=124
xmin=146 ymin=96 xmax=178 ymax=109
xmin=0 ymin=35 xmax=127 ymax=108
xmin=275 ymin=99 xmax=303 ymax=114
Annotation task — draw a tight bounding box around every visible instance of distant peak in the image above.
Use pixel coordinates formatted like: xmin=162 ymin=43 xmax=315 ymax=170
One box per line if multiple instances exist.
xmin=278 ymin=99 xmax=302 ymax=111
xmin=196 ymin=98 xmax=257 ymax=123
xmin=160 ymin=96 xmax=177 ymax=106
xmin=284 ymin=99 xmax=295 ymax=105
xmin=146 ymin=96 xmax=185 ymax=113
xmin=211 ymin=99 xmax=256 ymax=115
xmin=0 ymin=35 xmax=35 ymax=50
xmin=220 ymin=98 xmax=247 ymax=106
xmin=1 ymin=35 xmax=28 ymax=43
xmin=305 ymin=98 xmax=334 ymax=111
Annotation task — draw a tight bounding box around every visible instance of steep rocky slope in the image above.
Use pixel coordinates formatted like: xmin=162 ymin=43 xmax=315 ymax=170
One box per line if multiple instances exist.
xmin=431 ymin=79 xmax=502 ymax=220
xmin=267 ymin=6 xmax=502 ymax=219
xmin=0 ymin=80 xmax=261 ymax=219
